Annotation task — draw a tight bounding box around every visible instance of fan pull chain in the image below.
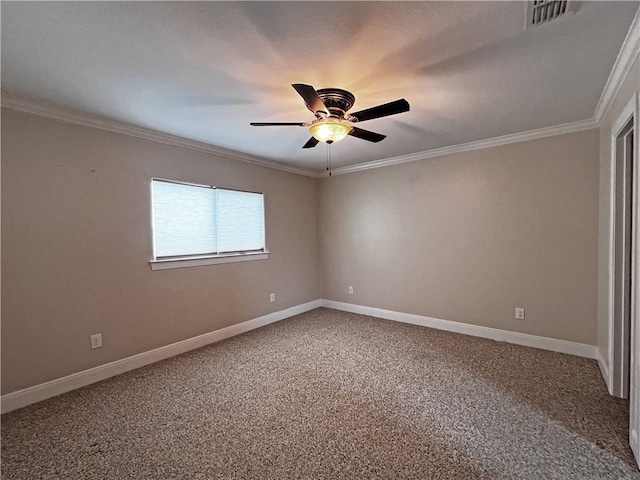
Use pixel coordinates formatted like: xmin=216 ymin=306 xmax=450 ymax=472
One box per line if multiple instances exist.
xmin=326 ymin=143 xmax=332 ymax=176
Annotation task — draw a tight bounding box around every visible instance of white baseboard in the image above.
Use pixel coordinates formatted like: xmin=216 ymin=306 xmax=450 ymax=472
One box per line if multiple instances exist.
xmin=596 ymin=347 xmax=613 ymax=394
xmin=631 ymin=429 xmax=639 ymax=466
xmin=1 ymin=300 xmax=321 ymax=414
xmin=321 ymin=300 xmax=598 ymax=359
xmin=1 ymin=299 xmax=600 ymax=414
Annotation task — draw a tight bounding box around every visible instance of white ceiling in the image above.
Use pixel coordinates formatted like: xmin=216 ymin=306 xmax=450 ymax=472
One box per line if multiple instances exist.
xmin=2 ymin=1 xmax=638 ymax=173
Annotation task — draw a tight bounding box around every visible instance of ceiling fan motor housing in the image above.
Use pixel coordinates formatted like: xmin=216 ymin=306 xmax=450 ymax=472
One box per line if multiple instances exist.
xmin=314 ymin=88 xmax=356 ymax=119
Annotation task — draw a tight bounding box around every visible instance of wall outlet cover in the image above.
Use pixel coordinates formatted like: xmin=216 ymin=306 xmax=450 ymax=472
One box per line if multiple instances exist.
xmin=90 ymin=333 xmax=103 ymax=349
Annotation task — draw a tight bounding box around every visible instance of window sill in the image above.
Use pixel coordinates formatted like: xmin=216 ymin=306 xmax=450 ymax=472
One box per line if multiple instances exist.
xmin=150 ymin=251 xmax=269 ymax=271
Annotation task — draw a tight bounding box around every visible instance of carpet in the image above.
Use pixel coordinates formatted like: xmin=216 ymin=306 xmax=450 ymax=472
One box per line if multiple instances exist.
xmin=1 ymin=307 xmax=638 ymax=479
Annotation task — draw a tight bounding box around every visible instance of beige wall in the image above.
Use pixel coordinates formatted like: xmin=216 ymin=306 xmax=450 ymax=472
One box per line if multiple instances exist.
xmin=319 ymin=129 xmax=600 ymax=345
xmin=597 ymin=55 xmax=640 ymax=374
xmin=1 ymin=108 xmax=320 ymax=395
xmin=1 ymin=105 xmax=605 ymax=397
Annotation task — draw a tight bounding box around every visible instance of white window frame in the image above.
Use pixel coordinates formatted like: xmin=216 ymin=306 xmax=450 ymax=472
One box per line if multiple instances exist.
xmin=149 ymin=178 xmax=268 ymax=271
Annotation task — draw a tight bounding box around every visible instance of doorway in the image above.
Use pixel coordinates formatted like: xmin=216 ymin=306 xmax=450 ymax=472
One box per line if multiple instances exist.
xmin=609 ymin=93 xmax=639 ymax=465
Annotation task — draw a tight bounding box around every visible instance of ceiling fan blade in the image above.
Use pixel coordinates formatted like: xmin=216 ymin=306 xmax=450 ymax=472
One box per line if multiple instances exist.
xmin=349 ymin=99 xmax=410 ymax=122
xmin=302 ymin=137 xmax=320 ymax=149
xmin=291 ymin=84 xmax=329 ymax=116
xmin=349 ymin=127 xmax=386 ymax=143
xmin=250 ymin=122 xmax=307 ymax=126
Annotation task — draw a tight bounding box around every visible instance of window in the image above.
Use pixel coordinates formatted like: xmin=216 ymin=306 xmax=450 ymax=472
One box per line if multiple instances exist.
xmin=150 ymin=179 xmax=267 ymax=270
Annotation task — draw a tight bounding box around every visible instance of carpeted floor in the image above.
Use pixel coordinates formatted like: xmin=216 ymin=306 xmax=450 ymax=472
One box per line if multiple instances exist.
xmin=2 ymin=307 xmax=639 ymax=479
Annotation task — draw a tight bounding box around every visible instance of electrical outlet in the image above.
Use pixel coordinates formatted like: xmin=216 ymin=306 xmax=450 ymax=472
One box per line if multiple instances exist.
xmin=348 ymin=286 xmax=354 ymax=295
xmin=270 ymin=293 xmax=275 ymax=303
xmin=90 ymin=333 xmax=103 ymax=349
xmin=515 ymin=308 xmax=525 ymax=320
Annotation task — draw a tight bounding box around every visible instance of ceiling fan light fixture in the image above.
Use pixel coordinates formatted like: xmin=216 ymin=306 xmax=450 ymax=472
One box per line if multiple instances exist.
xmin=251 ymin=84 xmax=409 ymax=149
xmin=309 ymin=118 xmax=352 ymax=144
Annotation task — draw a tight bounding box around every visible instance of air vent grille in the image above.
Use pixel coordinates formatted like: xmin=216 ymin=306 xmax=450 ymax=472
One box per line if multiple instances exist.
xmin=527 ymin=0 xmax=568 ymax=28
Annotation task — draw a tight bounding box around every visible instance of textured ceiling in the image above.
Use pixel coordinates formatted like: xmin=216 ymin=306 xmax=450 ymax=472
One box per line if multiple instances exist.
xmin=1 ymin=1 xmax=638 ymax=173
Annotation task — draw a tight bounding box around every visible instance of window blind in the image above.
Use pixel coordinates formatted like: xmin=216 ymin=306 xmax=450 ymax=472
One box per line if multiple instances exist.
xmin=152 ymin=179 xmax=264 ymax=259
xmin=217 ymin=188 xmax=265 ymax=253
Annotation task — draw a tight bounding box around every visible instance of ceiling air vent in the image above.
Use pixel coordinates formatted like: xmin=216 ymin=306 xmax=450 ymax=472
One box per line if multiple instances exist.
xmin=526 ymin=0 xmax=569 ymax=28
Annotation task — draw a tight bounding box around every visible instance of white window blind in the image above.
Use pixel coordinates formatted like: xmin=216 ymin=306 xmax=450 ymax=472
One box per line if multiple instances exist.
xmin=152 ymin=179 xmax=265 ymax=260
xmin=217 ymin=189 xmax=265 ymax=253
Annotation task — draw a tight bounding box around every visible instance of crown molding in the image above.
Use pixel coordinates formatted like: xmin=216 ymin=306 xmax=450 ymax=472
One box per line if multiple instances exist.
xmin=327 ymin=118 xmax=598 ymax=176
xmin=0 ymin=93 xmax=320 ymax=178
xmin=2 ymin=93 xmax=598 ymax=180
xmin=594 ymin=6 xmax=640 ymax=125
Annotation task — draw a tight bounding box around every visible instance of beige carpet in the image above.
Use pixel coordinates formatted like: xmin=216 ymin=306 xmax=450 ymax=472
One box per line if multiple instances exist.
xmin=2 ymin=308 xmax=638 ymax=479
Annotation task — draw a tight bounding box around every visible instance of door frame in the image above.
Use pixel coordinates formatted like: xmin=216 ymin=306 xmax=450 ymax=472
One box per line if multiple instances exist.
xmin=608 ymin=92 xmax=639 ymax=461
xmin=629 ymin=91 xmax=640 ymax=464
xmin=611 ymin=101 xmax=637 ymax=400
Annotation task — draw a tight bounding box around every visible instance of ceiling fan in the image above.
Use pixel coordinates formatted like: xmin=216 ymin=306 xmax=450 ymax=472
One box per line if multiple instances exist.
xmin=250 ymin=84 xmax=410 ymax=149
